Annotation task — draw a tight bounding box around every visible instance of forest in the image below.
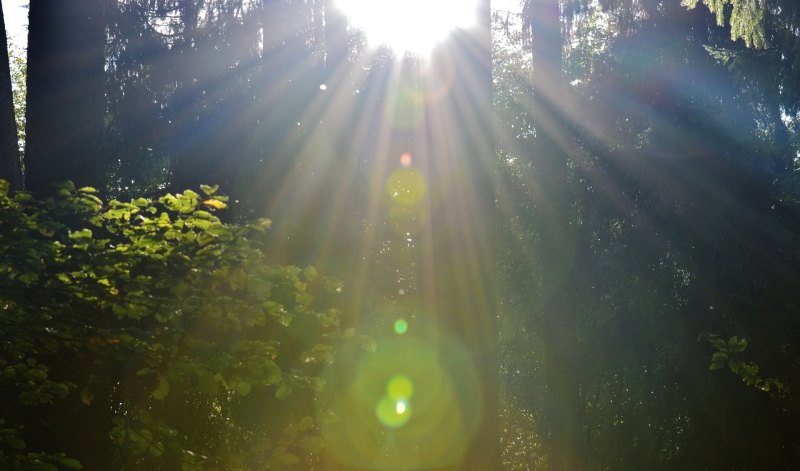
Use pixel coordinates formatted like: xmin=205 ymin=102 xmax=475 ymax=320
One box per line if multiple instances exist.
xmin=0 ymin=0 xmax=799 ymax=469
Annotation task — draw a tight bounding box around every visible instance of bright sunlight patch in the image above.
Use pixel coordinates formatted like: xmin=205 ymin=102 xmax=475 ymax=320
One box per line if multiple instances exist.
xmin=334 ymin=0 xmax=479 ymax=55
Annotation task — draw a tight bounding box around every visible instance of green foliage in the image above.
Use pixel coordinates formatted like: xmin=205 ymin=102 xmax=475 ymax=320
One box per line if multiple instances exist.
xmin=0 ymin=180 xmax=348 ymax=469
xmin=705 ymin=334 xmax=785 ymax=393
xmin=683 ymin=0 xmax=767 ymax=48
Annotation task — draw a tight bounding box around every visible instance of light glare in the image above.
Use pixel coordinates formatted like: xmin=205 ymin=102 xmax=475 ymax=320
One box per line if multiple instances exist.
xmin=334 ymin=0 xmax=478 ymax=55
xmin=394 ymin=318 xmax=409 ymax=334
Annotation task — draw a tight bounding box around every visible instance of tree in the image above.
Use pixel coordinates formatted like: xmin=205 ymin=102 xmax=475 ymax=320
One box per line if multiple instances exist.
xmin=520 ymin=0 xmax=585 ymax=467
xmin=25 ymin=0 xmax=109 ymax=195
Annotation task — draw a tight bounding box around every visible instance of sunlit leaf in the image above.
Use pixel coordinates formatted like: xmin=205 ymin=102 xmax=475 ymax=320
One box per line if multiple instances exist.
xmin=152 ymin=376 xmax=170 ymax=400
xmin=199 ymin=184 xmax=219 ymax=195
xmin=203 ymin=198 xmax=227 ymax=210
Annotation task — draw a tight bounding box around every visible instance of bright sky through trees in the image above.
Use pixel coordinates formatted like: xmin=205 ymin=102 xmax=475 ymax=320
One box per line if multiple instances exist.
xmin=334 ymin=0 xmax=480 ymax=55
xmin=1 ymin=0 xmax=26 ymax=44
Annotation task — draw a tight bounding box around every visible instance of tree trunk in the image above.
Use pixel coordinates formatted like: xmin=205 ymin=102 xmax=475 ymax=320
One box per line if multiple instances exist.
xmin=0 ymin=1 xmax=21 ymax=190
xmin=25 ymin=0 xmax=107 ymax=196
xmin=526 ymin=0 xmax=584 ymax=468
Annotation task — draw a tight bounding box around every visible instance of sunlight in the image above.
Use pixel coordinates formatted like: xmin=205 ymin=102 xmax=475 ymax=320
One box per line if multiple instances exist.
xmin=334 ymin=0 xmax=479 ymax=55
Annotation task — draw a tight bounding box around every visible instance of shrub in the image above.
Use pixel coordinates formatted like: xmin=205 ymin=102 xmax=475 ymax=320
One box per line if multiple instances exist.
xmin=0 ymin=181 xmax=347 ymax=469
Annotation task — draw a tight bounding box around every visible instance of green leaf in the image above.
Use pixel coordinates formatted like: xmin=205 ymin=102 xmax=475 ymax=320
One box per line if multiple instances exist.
xmin=59 ymin=458 xmax=83 ymax=470
xmin=152 ymin=376 xmax=170 ymax=400
xmin=728 ymin=336 xmax=748 ymax=353
xmin=199 ymin=184 xmax=219 ymax=195
xmin=298 ymin=416 xmax=314 ymax=432
xmin=711 ymin=351 xmax=728 ymax=363
xmin=265 ymin=361 xmax=282 ymax=385
xmin=275 ymin=383 xmax=292 ymax=399
xmin=234 ymin=380 xmax=252 ymax=396
xmin=57 ymin=181 xmax=76 ymax=192
xmin=14 ymin=191 xmax=33 ymax=202
xmin=303 ymin=266 xmax=318 ymax=282
xmin=69 ymin=228 xmax=93 ymax=240
xmin=203 ymin=199 xmax=227 ymax=210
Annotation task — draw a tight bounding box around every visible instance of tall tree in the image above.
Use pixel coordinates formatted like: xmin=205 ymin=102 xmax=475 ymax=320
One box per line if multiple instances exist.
xmin=0 ymin=2 xmax=21 ymax=190
xmin=523 ymin=0 xmax=585 ymax=467
xmin=25 ymin=0 xmax=108 ymax=195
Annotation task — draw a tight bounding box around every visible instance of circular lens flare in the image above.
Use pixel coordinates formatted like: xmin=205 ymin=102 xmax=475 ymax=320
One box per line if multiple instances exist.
xmin=394 ymin=319 xmax=409 ymax=334
xmin=318 ymin=327 xmax=483 ymax=469
xmin=387 ymin=374 xmax=414 ymax=400
xmin=376 ymin=395 xmax=411 ymax=428
xmin=386 ymin=168 xmax=426 ymax=206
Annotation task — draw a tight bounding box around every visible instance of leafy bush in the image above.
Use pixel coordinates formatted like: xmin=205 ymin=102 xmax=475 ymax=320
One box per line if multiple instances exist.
xmin=0 ymin=181 xmax=347 ymax=469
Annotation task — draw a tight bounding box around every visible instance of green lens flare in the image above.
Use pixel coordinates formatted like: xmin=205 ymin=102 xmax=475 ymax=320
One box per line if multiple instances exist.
xmin=318 ymin=329 xmax=482 ymax=469
xmin=387 ymin=374 xmax=414 ymax=400
xmin=394 ymin=319 xmax=408 ymax=334
xmin=376 ymin=396 xmax=412 ymax=428
xmin=386 ymin=168 xmax=426 ymax=206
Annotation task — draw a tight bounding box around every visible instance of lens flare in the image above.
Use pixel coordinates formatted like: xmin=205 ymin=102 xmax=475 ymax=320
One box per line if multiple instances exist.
xmin=387 ymin=374 xmax=414 ymax=400
xmin=376 ymin=396 xmax=411 ymax=428
xmin=386 ymin=168 xmax=426 ymax=206
xmin=394 ymin=319 xmax=409 ymax=334
xmin=318 ymin=327 xmax=483 ymax=469
xmin=384 ymin=82 xmax=426 ymax=130
xmin=387 ymin=202 xmax=429 ymax=236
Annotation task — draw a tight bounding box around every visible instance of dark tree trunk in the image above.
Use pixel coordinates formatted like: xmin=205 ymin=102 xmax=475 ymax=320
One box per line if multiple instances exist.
xmin=20 ymin=6 xmax=113 ymax=464
xmin=25 ymin=0 xmax=108 ymax=196
xmin=0 ymin=2 xmax=21 ymax=190
xmin=526 ymin=0 xmax=584 ymax=468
